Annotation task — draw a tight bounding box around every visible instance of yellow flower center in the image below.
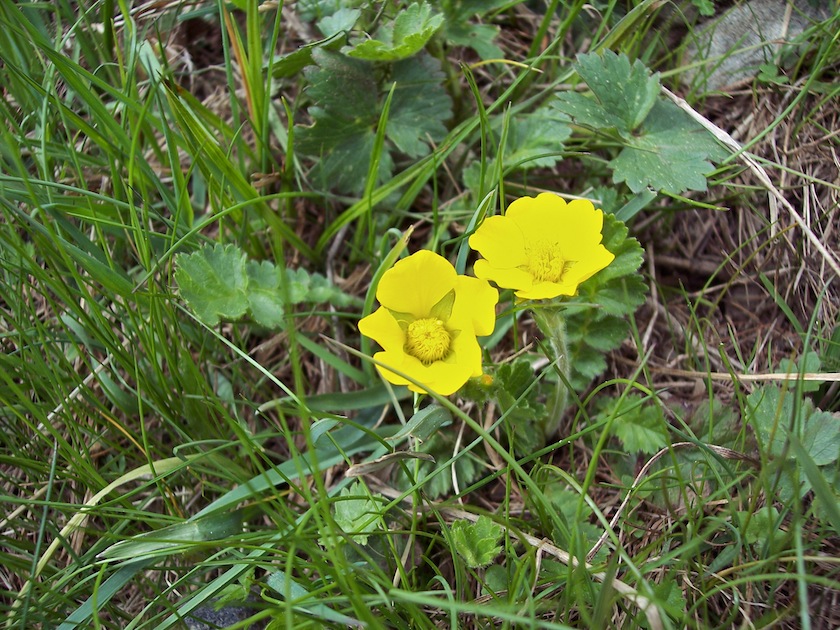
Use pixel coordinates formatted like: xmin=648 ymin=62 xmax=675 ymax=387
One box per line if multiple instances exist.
xmin=525 ymin=241 xmax=575 ymax=283
xmin=405 ymin=317 xmax=452 ymax=365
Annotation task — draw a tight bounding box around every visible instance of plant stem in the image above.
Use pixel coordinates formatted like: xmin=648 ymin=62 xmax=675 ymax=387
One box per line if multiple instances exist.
xmin=532 ymin=306 xmax=570 ymax=439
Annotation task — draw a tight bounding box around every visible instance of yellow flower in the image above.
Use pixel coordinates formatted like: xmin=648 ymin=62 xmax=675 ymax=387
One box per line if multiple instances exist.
xmin=468 ymin=193 xmax=615 ymax=300
xmin=358 ymin=250 xmax=498 ymax=396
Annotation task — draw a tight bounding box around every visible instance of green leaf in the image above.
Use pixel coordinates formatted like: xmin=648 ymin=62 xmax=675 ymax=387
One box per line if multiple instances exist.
xmin=450 ymin=515 xmax=503 ymax=568
xmin=595 ymin=211 xmax=645 ymax=283
xmin=504 ymin=106 xmax=572 ymax=169
xmin=176 ymin=244 xmax=355 ymax=327
xmin=443 ymin=21 xmax=502 ymax=60
xmin=461 ymin=359 xmax=549 ymax=454
xmin=440 ymin=0 xmax=508 ymax=60
xmin=333 ymin=481 xmax=382 ymax=545
xmin=392 ymin=431 xmax=482 ymax=498
xmin=555 ymin=50 xmax=660 ymax=134
xmin=245 ymin=260 xmax=285 ymax=328
xmin=295 ymin=50 xmax=450 ymax=194
xmin=603 ymin=395 xmax=670 ymax=455
xmin=317 ymin=8 xmax=361 ymax=37
xmin=803 ymin=409 xmax=840 ymax=467
xmin=747 ymin=385 xmax=798 ymax=458
xmin=386 ymin=403 xmax=453 ymax=444
xmin=463 ymin=107 xmax=571 ymax=194
xmin=738 ymin=506 xmax=783 ymax=546
xmin=98 ymin=510 xmax=245 ymax=562
xmin=345 ymin=2 xmax=444 ymax=61
xmin=778 ymin=350 xmax=822 ymax=393
xmin=543 ymin=485 xmax=607 ymax=561
xmin=296 ymin=50 xmax=389 ymax=194
xmin=691 ymin=0 xmax=716 ymax=17
xmin=386 ymin=54 xmax=452 ymax=158
xmin=747 ymin=385 xmax=840 ymax=503
xmin=175 ymin=244 xmax=248 ymax=326
xmin=610 ymin=100 xmax=727 ymax=194
xmin=562 ymin=212 xmax=647 ymax=388
xmin=285 ymin=267 xmax=312 ymax=304
xmin=297 ymin=0 xmax=345 ymax=22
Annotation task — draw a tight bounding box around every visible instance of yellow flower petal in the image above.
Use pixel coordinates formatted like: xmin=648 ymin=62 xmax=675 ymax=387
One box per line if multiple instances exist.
xmin=506 ymin=192 xmax=567 ymax=237
xmin=555 ymin=198 xmax=606 ymax=260
xmin=468 ymin=215 xmax=527 ymax=269
xmin=448 ymin=327 xmax=483 ymax=377
xmin=376 ymin=250 xmax=456 ymax=317
xmin=473 ymin=259 xmax=534 ymax=293
xmin=358 ymin=307 xmax=404 ymax=352
xmin=372 ymin=349 xmax=474 ymax=395
xmin=450 ymin=275 xmax=499 ymax=337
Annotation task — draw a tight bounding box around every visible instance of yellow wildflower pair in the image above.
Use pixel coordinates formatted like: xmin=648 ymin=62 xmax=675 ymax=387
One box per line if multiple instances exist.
xmin=359 ymin=193 xmax=615 ymax=396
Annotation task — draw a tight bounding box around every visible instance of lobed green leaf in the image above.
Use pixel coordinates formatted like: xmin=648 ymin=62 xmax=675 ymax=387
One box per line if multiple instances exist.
xmin=555 ymin=50 xmax=660 ymax=134
xmin=344 ymin=2 xmax=444 ymax=61
xmin=450 ymin=515 xmax=503 ymax=568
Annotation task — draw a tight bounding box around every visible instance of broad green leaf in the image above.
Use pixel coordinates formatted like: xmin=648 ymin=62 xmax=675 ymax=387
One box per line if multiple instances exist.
xmin=543 ymin=485 xmax=607 ymax=561
xmin=691 ymin=0 xmax=716 ymax=16
xmin=175 ymin=244 xmax=248 ymax=326
xmin=269 ymin=31 xmax=346 ymax=79
xmin=778 ymin=350 xmax=822 ymax=393
xmin=386 ymin=54 xmax=452 ymax=157
xmin=555 ymin=50 xmax=660 ymax=133
xmin=286 ymin=266 xmax=312 ymax=304
xmin=296 ymin=50 xmax=386 ymax=193
xmin=98 ymin=510 xmax=245 ymax=562
xmin=594 ymin=211 xmax=645 ymax=283
xmin=747 ymin=385 xmax=797 ymax=458
xmin=297 ymin=0 xmax=345 ymax=22
xmin=498 ymin=106 xmax=571 ymax=170
xmin=603 ymin=394 xmax=670 ymax=455
xmin=443 ymin=21 xmax=503 ymax=60
xmin=317 ymin=8 xmax=361 ymax=37
xmin=579 ymin=315 xmax=629 ymax=352
xmin=386 ymin=404 xmax=453 ymax=444
xmin=333 ymin=481 xmax=382 ymax=545
xmin=747 ymin=384 xmax=840 ymax=475
xmin=562 ymin=212 xmax=647 ymax=388
xmin=462 ymin=359 xmax=549 ymax=454
xmin=738 ymin=506 xmax=783 ymax=546
xmin=441 ymin=0 xmax=508 ymax=60
xmin=245 ymin=260 xmax=285 ymax=328
xmin=802 ymin=409 xmax=840 ymax=467
xmin=305 ymin=271 xmax=357 ymax=306
xmin=295 ymin=50 xmax=450 ymax=194
xmin=563 ymin=344 xmax=608 ymax=390
xmin=610 ymin=100 xmax=727 ymax=194
xmin=790 ymin=437 xmax=840 ymax=533
xmin=345 ymin=2 xmax=444 ymax=61
xmin=392 ymin=430 xmax=482 ymax=498
xmin=463 ymin=107 xmax=571 ymax=194
xmin=176 ymin=244 xmax=355 ymax=327
xmin=450 ymin=515 xmax=503 ymax=568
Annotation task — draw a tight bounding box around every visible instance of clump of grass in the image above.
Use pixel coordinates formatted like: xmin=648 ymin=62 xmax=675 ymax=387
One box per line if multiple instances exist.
xmin=1 ymin=1 xmax=838 ymax=629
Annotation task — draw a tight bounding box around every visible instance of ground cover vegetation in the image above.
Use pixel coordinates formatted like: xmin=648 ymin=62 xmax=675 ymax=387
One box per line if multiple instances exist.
xmin=1 ymin=0 xmax=839 ymax=627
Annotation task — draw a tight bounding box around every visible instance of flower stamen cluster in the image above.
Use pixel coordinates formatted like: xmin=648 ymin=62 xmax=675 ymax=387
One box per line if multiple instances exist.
xmin=405 ymin=317 xmax=452 ymax=365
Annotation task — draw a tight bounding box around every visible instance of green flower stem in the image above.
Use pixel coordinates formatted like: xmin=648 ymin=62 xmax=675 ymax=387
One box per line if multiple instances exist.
xmin=532 ymin=307 xmax=570 ymax=439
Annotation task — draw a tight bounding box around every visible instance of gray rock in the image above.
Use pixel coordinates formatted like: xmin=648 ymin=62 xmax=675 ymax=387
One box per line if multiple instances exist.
xmin=683 ymin=0 xmax=831 ymax=89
